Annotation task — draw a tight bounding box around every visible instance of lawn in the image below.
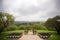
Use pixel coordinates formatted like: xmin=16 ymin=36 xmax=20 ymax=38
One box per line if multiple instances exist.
xmin=0 ymin=30 xmax=60 ymax=40
xmin=4 ymin=30 xmax=24 ymax=33
xmin=0 ymin=30 xmax=24 ymax=40
xmin=36 ymin=30 xmax=56 ymax=34
xmin=36 ymin=30 xmax=60 ymax=40
xmin=47 ymin=34 xmax=60 ymax=40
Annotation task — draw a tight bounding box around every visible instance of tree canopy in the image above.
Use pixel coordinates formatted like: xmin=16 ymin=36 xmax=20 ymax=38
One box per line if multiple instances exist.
xmin=0 ymin=12 xmax=15 ymax=33
xmin=45 ymin=16 xmax=60 ymax=34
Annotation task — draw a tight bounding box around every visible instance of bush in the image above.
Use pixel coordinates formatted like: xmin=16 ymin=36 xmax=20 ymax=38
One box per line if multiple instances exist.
xmin=4 ymin=25 xmax=18 ymax=31
xmin=33 ymin=23 xmax=47 ymax=30
xmin=19 ymin=25 xmax=26 ymax=30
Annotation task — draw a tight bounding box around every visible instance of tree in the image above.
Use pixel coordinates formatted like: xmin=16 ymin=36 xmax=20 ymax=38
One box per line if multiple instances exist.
xmin=45 ymin=18 xmax=55 ymax=30
xmin=32 ymin=23 xmax=47 ymax=30
xmin=0 ymin=12 xmax=15 ymax=33
xmin=4 ymin=25 xmax=18 ymax=31
xmin=45 ymin=16 xmax=60 ymax=34
xmin=53 ymin=16 xmax=60 ymax=34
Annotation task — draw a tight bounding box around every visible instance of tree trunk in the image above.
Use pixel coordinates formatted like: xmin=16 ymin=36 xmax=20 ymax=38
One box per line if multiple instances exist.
xmin=55 ymin=27 xmax=60 ymax=35
xmin=0 ymin=27 xmax=5 ymax=34
xmin=0 ymin=22 xmax=8 ymax=34
xmin=57 ymin=30 xmax=60 ymax=35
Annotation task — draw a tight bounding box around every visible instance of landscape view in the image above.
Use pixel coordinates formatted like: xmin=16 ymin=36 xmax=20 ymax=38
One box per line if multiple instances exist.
xmin=0 ymin=0 xmax=60 ymax=40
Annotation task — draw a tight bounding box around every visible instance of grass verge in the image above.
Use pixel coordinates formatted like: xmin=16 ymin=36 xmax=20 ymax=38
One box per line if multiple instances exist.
xmin=36 ymin=30 xmax=60 ymax=40
xmin=0 ymin=30 xmax=24 ymax=40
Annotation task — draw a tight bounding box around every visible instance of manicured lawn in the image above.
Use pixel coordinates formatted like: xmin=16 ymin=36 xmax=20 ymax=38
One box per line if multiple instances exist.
xmin=36 ymin=30 xmax=60 ymax=40
xmin=4 ymin=30 xmax=24 ymax=33
xmin=0 ymin=30 xmax=60 ymax=40
xmin=47 ymin=35 xmax=60 ymax=40
xmin=0 ymin=30 xmax=24 ymax=40
xmin=36 ymin=30 xmax=56 ymax=34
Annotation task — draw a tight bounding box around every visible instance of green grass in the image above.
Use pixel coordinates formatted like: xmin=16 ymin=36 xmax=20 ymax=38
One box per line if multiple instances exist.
xmin=0 ymin=30 xmax=60 ymax=40
xmin=36 ymin=30 xmax=57 ymax=34
xmin=4 ymin=30 xmax=24 ymax=33
xmin=0 ymin=30 xmax=24 ymax=40
xmin=48 ymin=35 xmax=60 ymax=40
xmin=37 ymin=30 xmax=60 ymax=40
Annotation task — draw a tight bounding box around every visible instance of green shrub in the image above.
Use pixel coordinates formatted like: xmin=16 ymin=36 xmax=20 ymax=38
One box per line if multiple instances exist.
xmin=4 ymin=25 xmax=18 ymax=31
xmin=19 ymin=25 xmax=26 ymax=30
xmin=33 ymin=23 xmax=47 ymax=30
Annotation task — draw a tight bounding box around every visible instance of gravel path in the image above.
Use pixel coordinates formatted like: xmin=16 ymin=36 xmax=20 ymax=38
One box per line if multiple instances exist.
xmin=18 ymin=32 xmax=43 ymax=40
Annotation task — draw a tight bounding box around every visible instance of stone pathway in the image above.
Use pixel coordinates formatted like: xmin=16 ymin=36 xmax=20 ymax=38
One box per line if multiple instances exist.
xmin=18 ymin=32 xmax=43 ymax=40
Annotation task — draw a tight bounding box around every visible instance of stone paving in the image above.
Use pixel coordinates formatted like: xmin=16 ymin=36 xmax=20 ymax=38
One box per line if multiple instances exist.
xmin=18 ymin=32 xmax=43 ymax=40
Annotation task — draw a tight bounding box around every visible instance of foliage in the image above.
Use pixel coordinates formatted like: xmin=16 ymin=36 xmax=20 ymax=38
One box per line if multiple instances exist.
xmin=45 ymin=18 xmax=55 ymax=30
xmin=33 ymin=23 xmax=47 ymax=30
xmin=0 ymin=12 xmax=15 ymax=33
xmin=4 ymin=25 xmax=18 ymax=31
xmin=45 ymin=16 xmax=60 ymax=34
xmin=19 ymin=25 xmax=26 ymax=30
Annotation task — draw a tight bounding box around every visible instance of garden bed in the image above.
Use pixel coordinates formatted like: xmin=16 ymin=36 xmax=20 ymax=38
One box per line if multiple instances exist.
xmin=6 ymin=33 xmax=23 ymax=38
xmin=38 ymin=33 xmax=51 ymax=39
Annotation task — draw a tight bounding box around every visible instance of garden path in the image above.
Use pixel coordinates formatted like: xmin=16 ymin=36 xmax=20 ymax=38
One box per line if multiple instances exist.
xmin=18 ymin=32 xmax=43 ymax=40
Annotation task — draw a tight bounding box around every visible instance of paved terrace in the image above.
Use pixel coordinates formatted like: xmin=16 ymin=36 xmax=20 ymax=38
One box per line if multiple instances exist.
xmin=18 ymin=32 xmax=43 ymax=40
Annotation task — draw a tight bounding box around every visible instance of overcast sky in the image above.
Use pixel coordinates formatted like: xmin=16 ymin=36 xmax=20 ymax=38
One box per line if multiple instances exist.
xmin=0 ymin=0 xmax=60 ymax=21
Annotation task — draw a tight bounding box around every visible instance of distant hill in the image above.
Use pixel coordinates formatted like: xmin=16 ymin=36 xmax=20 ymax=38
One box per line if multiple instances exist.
xmin=14 ymin=21 xmax=45 ymax=25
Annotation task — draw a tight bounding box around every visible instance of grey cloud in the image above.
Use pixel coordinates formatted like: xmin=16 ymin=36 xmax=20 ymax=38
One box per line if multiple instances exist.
xmin=15 ymin=5 xmax=47 ymax=16
xmin=15 ymin=5 xmax=42 ymax=15
xmin=47 ymin=11 xmax=60 ymax=17
xmin=47 ymin=0 xmax=60 ymax=17
xmin=0 ymin=0 xmax=3 ymax=12
xmin=0 ymin=0 xmax=60 ymax=21
xmin=15 ymin=0 xmax=56 ymax=16
xmin=54 ymin=0 xmax=60 ymax=10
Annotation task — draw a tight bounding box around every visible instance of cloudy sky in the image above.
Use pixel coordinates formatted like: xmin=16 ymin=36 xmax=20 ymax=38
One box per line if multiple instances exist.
xmin=0 ymin=0 xmax=60 ymax=21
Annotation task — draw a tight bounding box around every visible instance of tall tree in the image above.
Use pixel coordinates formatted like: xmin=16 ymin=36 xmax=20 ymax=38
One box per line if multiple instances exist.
xmin=53 ymin=16 xmax=60 ymax=34
xmin=45 ymin=16 xmax=60 ymax=34
xmin=0 ymin=12 xmax=15 ymax=33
